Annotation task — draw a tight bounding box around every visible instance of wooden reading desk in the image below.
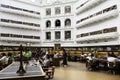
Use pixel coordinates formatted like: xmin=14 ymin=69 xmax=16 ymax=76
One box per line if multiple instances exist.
xmin=0 ymin=62 xmax=46 ymax=80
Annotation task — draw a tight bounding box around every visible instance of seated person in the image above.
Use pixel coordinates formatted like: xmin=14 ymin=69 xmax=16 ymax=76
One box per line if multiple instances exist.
xmin=8 ymin=53 xmax=13 ymax=64
xmin=30 ymin=58 xmax=39 ymax=66
xmin=86 ymin=53 xmax=95 ymax=60
xmin=107 ymin=57 xmax=117 ymax=62
xmin=107 ymin=52 xmax=117 ymax=62
xmin=81 ymin=53 xmax=87 ymax=57
xmin=107 ymin=52 xmax=118 ymax=67
xmin=42 ymin=55 xmax=50 ymax=67
xmin=80 ymin=53 xmax=87 ymax=62
xmin=35 ymin=51 xmax=40 ymax=60
xmin=110 ymin=52 xmax=117 ymax=57
xmin=0 ymin=53 xmax=8 ymax=65
xmin=54 ymin=52 xmax=59 ymax=58
xmin=86 ymin=53 xmax=99 ymax=70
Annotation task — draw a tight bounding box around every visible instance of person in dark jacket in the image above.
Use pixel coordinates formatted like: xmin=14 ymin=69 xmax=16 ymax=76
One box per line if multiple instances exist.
xmin=62 ymin=48 xmax=68 ymax=66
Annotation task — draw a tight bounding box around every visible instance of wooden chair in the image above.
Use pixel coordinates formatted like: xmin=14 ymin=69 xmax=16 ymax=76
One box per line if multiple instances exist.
xmin=52 ymin=58 xmax=61 ymax=66
xmin=86 ymin=60 xmax=92 ymax=70
xmin=86 ymin=59 xmax=99 ymax=71
xmin=99 ymin=59 xmax=108 ymax=71
xmin=107 ymin=62 xmax=116 ymax=74
xmin=115 ymin=61 xmax=120 ymax=74
xmin=43 ymin=66 xmax=55 ymax=79
xmin=0 ymin=62 xmax=3 ymax=70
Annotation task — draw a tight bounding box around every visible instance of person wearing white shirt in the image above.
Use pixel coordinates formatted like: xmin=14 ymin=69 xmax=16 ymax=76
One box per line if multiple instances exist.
xmin=86 ymin=53 xmax=95 ymax=60
xmin=0 ymin=53 xmax=8 ymax=65
xmin=54 ymin=52 xmax=59 ymax=58
xmin=42 ymin=51 xmax=49 ymax=59
xmin=107 ymin=52 xmax=117 ymax=62
xmin=43 ymin=55 xmax=50 ymax=67
xmin=107 ymin=52 xmax=118 ymax=67
xmin=107 ymin=57 xmax=117 ymax=62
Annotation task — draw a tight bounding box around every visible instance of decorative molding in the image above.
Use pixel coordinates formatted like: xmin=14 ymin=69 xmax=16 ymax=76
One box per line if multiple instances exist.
xmin=52 ymin=0 xmax=63 ymax=5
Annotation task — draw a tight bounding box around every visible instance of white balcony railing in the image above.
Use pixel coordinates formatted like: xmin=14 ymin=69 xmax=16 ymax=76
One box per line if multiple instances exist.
xmin=43 ymin=39 xmax=74 ymax=43
xmin=44 ymin=26 xmax=73 ymax=31
xmin=76 ymin=0 xmax=106 ymax=15
xmin=0 ymin=7 xmax=40 ymax=19
xmin=76 ymin=10 xmax=119 ymax=29
xmin=0 ymin=22 xmax=40 ymax=30
xmin=62 ymin=39 xmax=74 ymax=43
xmin=46 ymin=27 xmax=62 ymax=30
xmin=76 ymin=32 xmax=119 ymax=42
xmin=43 ymin=39 xmax=61 ymax=43
xmin=53 ymin=39 xmax=61 ymax=42
xmin=43 ymin=39 xmax=52 ymax=43
xmin=62 ymin=26 xmax=73 ymax=30
xmin=0 ymin=37 xmax=40 ymax=43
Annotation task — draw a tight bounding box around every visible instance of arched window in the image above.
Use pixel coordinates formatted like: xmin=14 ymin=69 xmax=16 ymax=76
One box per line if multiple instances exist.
xmin=65 ymin=18 xmax=71 ymax=26
xmin=46 ymin=20 xmax=51 ymax=28
xmin=55 ymin=19 xmax=61 ymax=27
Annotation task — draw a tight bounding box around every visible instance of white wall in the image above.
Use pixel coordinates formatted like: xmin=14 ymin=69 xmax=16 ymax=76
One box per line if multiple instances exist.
xmin=40 ymin=2 xmax=76 ymax=47
xmin=1 ymin=0 xmax=120 ymax=47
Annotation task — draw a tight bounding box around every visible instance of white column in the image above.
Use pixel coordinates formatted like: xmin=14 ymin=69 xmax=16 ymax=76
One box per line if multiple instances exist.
xmin=61 ymin=30 xmax=64 ymax=41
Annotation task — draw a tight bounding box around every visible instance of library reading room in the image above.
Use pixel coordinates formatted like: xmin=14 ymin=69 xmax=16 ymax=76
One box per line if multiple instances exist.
xmin=0 ymin=0 xmax=120 ymax=80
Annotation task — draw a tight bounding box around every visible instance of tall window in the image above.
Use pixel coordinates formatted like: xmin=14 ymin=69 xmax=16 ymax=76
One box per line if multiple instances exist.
xmin=46 ymin=32 xmax=51 ymax=40
xmin=65 ymin=6 xmax=71 ymax=13
xmin=55 ymin=31 xmax=60 ymax=39
xmin=46 ymin=20 xmax=51 ymax=28
xmin=55 ymin=7 xmax=61 ymax=14
xmin=55 ymin=19 xmax=61 ymax=27
xmin=65 ymin=18 xmax=71 ymax=26
xmin=46 ymin=8 xmax=51 ymax=15
xmin=65 ymin=31 xmax=71 ymax=39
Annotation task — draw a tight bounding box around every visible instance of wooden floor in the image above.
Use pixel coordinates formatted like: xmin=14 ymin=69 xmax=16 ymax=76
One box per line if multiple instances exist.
xmin=53 ymin=62 xmax=120 ymax=80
